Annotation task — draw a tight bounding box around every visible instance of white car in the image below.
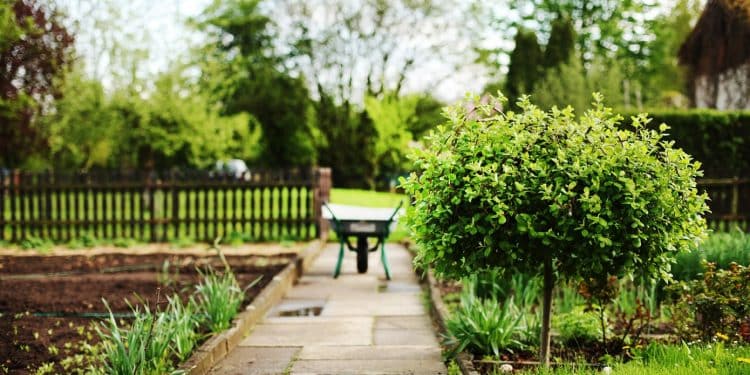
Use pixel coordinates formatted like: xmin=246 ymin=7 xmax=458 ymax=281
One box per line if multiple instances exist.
xmin=213 ymin=159 xmax=250 ymax=180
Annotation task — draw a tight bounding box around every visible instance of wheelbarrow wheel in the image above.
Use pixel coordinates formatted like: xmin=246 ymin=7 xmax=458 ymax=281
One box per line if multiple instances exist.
xmin=357 ymin=247 xmax=368 ymax=273
xmin=356 ymin=236 xmax=369 ymax=273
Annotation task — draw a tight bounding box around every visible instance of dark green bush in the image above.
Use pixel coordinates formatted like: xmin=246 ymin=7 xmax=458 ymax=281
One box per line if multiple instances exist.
xmin=668 ymin=262 xmax=750 ymax=342
xmin=672 ymin=230 xmax=750 ymax=281
xmin=554 ymin=307 xmax=605 ymax=347
xmin=619 ymin=109 xmax=750 ymax=178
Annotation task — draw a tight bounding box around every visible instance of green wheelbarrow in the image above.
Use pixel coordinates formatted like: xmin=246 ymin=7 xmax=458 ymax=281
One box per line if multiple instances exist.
xmin=322 ymin=201 xmax=403 ymax=280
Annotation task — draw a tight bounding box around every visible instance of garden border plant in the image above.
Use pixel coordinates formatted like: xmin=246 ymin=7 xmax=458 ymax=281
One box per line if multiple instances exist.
xmin=402 ymin=93 xmax=709 ymax=366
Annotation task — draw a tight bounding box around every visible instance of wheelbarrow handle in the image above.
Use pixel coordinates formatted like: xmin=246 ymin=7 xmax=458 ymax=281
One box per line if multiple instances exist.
xmin=322 ymin=201 xmax=340 ymax=223
xmin=387 ymin=200 xmax=404 ymax=223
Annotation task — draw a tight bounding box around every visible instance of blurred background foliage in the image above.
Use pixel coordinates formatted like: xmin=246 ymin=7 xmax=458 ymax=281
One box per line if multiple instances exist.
xmin=0 ymin=0 xmax=740 ymax=188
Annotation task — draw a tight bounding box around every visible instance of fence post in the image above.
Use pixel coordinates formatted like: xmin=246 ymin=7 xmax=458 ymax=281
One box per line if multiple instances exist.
xmin=0 ymin=170 xmax=5 ymax=242
xmin=731 ymin=177 xmax=740 ymax=219
xmin=312 ymin=167 xmax=332 ymax=239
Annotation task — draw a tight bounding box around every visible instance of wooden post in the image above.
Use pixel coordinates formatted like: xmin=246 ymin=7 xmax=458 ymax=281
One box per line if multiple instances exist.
xmin=312 ymin=167 xmax=332 ymax=239
xmin=0 ymin=170 xmax=5 ymax=242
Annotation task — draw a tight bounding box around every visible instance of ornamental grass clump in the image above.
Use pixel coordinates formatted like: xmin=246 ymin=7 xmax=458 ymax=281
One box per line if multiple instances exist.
xmin=402 ymin=93 xmax=709 ymax=365
xmin=195 ymin=266 xmax=249 ymax=333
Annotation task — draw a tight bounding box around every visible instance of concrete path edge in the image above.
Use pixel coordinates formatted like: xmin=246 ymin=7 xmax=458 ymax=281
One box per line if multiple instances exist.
xmin=178 ymin=239 xmax=327 ymax=375
xmin=427 ymin=270 xmax=480 ymax=375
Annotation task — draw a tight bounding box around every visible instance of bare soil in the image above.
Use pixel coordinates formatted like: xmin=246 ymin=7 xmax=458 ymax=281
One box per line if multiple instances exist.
xmin=0 ymin=252 xmax=294 ymax=374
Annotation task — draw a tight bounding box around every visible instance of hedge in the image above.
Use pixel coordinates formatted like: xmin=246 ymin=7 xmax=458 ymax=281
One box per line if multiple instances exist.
xmin=618 ymin=109 xmax=750 ymax=178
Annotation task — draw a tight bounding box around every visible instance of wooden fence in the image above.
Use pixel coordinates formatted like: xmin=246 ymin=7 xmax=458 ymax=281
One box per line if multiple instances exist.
xmin=699 ymin=178 xmax=750 ymax=232
xmin=0 ymin=168 xmax=332 ymax=243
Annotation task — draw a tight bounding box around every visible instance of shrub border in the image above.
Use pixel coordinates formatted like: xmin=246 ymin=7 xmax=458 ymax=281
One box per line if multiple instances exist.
xmin=178 ymin=239 xmax=327 ymax=374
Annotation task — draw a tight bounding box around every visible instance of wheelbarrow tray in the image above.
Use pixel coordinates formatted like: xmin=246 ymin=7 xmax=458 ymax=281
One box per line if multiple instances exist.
xmin=322 ymin=203 xmax=403 ymax=279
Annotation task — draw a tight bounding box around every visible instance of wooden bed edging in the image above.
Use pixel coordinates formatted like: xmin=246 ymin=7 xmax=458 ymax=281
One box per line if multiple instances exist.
xmin=178 ymin=239 xmax=326 ymax=374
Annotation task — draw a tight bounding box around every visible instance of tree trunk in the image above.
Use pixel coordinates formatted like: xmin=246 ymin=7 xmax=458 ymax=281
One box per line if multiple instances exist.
xmin=540 ymin=255 xmax=554 ymax=367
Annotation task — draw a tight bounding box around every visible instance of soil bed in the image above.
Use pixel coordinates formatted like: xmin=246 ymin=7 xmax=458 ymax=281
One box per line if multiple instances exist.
xmin=0 ymin=252 xmax=294 ymax=374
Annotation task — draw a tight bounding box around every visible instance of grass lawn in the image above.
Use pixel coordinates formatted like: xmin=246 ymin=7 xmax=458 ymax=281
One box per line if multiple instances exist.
xmin=328 ymin=188 xmax=409 ymax=242
xmin=519 ymin=343 xmax=750 ymax=374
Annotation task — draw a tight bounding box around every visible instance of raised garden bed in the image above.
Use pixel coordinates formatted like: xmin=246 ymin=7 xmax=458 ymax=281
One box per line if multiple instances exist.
xmin=0 ymin=251 xmax=294 ymax=374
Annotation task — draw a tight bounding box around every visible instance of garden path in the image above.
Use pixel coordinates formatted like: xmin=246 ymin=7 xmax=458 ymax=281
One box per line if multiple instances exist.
xmin=209 ymin=243 xmax=447 ymax=374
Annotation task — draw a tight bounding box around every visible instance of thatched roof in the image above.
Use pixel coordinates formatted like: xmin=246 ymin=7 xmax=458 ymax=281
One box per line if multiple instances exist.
xmin=678 ymin=0 xmax=750 ymax=76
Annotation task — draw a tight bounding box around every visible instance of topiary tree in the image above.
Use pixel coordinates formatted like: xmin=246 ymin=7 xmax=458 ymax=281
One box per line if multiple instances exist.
xmin=401 ymin=93 xmax=709 ymax=365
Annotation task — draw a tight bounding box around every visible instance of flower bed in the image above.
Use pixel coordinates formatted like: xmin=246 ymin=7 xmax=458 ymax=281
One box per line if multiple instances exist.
xmin=0 ymin=251 xmax=293 ymax=374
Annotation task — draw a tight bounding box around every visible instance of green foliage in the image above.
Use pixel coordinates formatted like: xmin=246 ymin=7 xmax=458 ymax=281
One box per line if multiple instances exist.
xmin=0 ymin=0 xmax=74 ymax=169
xmin=197 ymin=0 xmax=316 ymax=168
xmin=409 ymin=95 xmax=445 ymax=139
xmin=532 ymin=57 xmax=625 ymax=113
xmin=516 ymin=343 xmax=750 ymax=374
xmin=554 ymin=307 xmax=606 ymax=347
xmin=96 ymin=260 xmax=258 ymax=373
xmin=364 ymin=93 xmax=419 ymax=187
xmin=403 ymin=93 xmax=708 ymax=283
xmin=313 ymin=93 xmax=377 ymax=188
xmin=505 ymin=29 xmax=543 ymax=105
xmin=20 ymin=236 xmax=53 ymax=253
xmin=169 ymin=236 xmax=197 ymax=249
xmin=194 ymin=267 xmax=246 ymax=332
xmin=618 ymin=109 xmax=750 ymax=178
xmin=640 ymin=0 xmax=702 ymax=107
xmin=542 ymin=15 xmax=575 ymax=69
xmin=672 ymin=230 xmax=750 ymax=282
xmin=668 ymin=262 xmax=750 ymax=342
xmin=96 ymin=302 xmax=176 ymax=375
xmin=555 ymin=282 xmax=586 ymax=315
xmin=164 ymin=296 xmax=200 ymax=362
xmin=46 ymin=65 xmax=258 ymax=170
xmin=445 ymin=285 xmax=525 ymax=357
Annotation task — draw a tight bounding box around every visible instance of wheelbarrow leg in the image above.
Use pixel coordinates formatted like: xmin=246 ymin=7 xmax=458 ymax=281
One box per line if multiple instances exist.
xmin=380 ymin=238 xmax=391 ymax=280
xmin=333 ymin=238 xmax=345 ymax=278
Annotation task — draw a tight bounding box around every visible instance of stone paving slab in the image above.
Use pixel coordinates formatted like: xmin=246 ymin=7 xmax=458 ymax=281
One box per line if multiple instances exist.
xmin=375 ymin=316 xmax=434 ymax=331
xmin=209 ymin=243 xmax=447 ymax=374
xmin=373 ymin=329 xmax=440 ymax=346
xmin=297 ymin=345 xmax=441 ymax=361
xmin=291 ymin=359 xmax=447 ymax=375
xmin=321 ymin=296 xmax=424 ymax=317
xmin=209 ymin=347 xmax=300 ymax=375
xmin=240 ymin=319 xmax=374 ymax=346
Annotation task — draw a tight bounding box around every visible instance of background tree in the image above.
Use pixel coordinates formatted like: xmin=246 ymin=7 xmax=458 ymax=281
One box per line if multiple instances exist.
xmin=641 ymin=0 xmax=702 ymax=107
xmin=0 ymin=0 xmax=74 ymax=168
xmin=402 ymin=94 xmax=708 ymax=365
xmin=542 ymin=14 xmax=575 ymax=69
xmin=196 ymin=0 xmax=317 ymax=168
xmin=505 ymin=28 xmax=543 ymax=106
xmin=533 ymin=56 xmax=625 ymax=112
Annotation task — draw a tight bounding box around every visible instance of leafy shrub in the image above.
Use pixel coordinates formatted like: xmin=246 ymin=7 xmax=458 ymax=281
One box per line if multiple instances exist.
xmin=672 ymin=230 xmax=750 ymax=282
xmin=555 ymin=307 xmax=606 ymax=347
xmin=402 ymin=93 xmax=708 ymax=363
xmin=668 ymin=262 xmax=750 ymax=342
